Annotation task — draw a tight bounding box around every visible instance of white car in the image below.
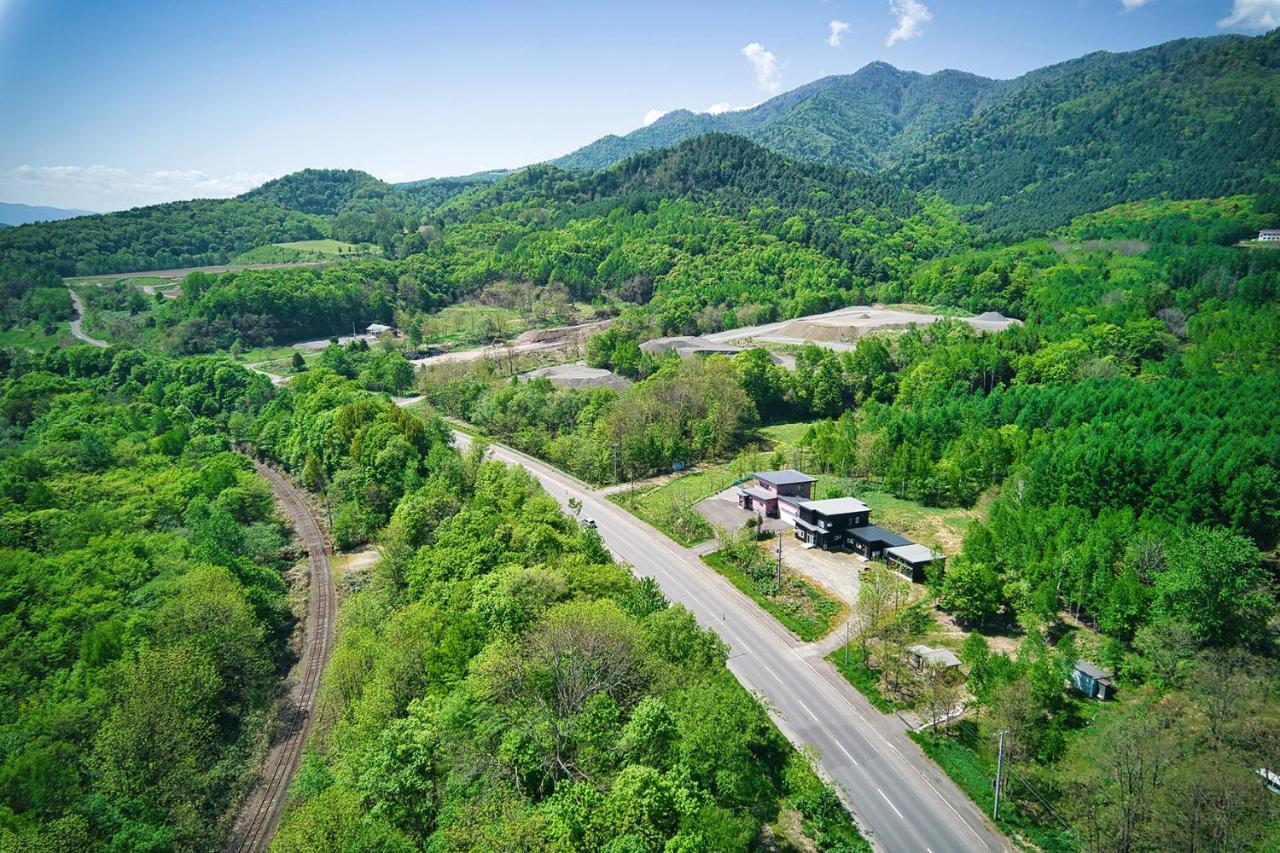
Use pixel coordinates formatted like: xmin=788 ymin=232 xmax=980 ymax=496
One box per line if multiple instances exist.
xmin=581 ymin=517 xmax=597 ymax=529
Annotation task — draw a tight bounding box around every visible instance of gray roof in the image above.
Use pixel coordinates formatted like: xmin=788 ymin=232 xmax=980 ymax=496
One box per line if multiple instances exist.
xmin=801 ymin=496 xmax=870 ymax=516
xmin=740 ymin=486 xmax=773 ymax=501
xmin=754 ymin=469 xmax=816 ymax=486
xmin=849 ymin=525 xmax=911 ymax=548
xmin=908 ymin=644 xmax=961 ymax=667
xmin=886 ymin=543 xmax=942 ymax=564
xmin=1075 ymin=659 xmax=1112 ymax=681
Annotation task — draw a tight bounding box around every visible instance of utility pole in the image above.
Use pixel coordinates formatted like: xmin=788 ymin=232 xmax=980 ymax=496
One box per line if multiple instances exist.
xmin=775 ymin=530 xmax=783 ymax=593
xmin=844 ymin=618 xmax=850 ymax=667
xmin=613 ymin=442 xmax=622 ymax=484
xmin=993 ymin=730 xmax=1007 ymax=820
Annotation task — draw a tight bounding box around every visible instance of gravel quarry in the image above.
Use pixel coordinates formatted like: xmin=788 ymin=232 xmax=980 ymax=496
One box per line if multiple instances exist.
xmin=704 ymin=304 xmax=1021 ymax=350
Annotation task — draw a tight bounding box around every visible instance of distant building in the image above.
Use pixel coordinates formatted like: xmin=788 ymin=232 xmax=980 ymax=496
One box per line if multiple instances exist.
xmin=793 ymin=497 xmax=871 ymax=550
xmin=1258 ymin=229 xmax=1280 ymax=242
xmin=366 ymin=323 xmax=393 ymax=335
xmin=886 ymin=543 xmax=944 ymax=583
xmin=1071 ymin=660 xmax=1114 ymax=700
xmin=1258 ymin=768 xmax=1280 ymax=796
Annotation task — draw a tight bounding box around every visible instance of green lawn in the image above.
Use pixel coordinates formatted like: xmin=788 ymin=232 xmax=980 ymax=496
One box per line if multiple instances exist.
xmin=702 ymin=548 xmax=845 ymax=642
xmin=275 ymin=239 xmax=376 ymax=255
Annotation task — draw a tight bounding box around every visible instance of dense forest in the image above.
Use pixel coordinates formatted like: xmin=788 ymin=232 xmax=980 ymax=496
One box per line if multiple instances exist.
xmin=0 ymin=351 xmax=289 ymax=849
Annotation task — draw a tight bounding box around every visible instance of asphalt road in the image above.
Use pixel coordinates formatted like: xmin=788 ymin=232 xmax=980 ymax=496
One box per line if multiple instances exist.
xmin=453 ymin=431 xmax=1008 ymax=853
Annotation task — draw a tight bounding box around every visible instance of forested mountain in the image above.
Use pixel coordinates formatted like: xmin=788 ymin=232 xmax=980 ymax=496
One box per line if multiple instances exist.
xmin=554 ymin=32 xmax=1279 ymax=238
xmin=894 ymin=32 xmax=1280 ymax=238
xmin=554 ymin=62 xmax=1001 ymax=173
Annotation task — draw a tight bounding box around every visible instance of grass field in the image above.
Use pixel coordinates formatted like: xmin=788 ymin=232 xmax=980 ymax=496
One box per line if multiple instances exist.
xmin=275 ymin=239 xmax=374 ymax=255
xmin=816 ymin=482 xmax=984 ymax=554
xmin=703 ymin=548 xmax=845 ymax=642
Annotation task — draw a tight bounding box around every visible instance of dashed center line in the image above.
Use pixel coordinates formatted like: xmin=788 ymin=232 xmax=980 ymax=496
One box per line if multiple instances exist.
xmin=878 ymin=787 xmax=905 ymax=820
xmin=796 ymin=697 xmax=819 ymax=721
xmin=835 ymin=741 xmax=859 ymax=766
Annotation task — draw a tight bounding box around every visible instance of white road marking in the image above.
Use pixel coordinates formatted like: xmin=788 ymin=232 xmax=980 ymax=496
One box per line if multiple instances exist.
xmin=835 ymin=741 xmax=859 ymax=766
xmin=796 ymin=698 xmax=819 ymax=721
xmin=878 ymin=788 xmax=905 ymax=820
xmin=761 ymin=662 xmax=786 ymax=685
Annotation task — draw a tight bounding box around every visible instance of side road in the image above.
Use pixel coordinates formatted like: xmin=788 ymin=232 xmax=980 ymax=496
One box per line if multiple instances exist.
xmin=223 ymin=460 xmax=336 ymax=853
xmin=451 ymin=431 xmax=1009 ymax=853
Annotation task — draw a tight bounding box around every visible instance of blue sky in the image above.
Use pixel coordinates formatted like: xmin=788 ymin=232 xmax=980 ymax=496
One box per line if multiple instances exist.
xmin=0 ymin=0 xmax=1275 ymax=211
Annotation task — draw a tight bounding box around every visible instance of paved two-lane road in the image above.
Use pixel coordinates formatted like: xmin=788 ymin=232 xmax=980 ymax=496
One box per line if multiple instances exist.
xmin=452 ymin=433 xmax=1006 ymax=853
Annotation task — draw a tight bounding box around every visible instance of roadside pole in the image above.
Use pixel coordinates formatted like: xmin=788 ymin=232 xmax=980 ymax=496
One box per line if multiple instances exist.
xmin=993 ymin=731 xmax=1006 ymax=820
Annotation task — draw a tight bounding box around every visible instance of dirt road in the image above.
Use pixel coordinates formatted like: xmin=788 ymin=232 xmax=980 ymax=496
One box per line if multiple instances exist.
xmin=67 ymin=289 xmax=108 ymax=348
xmin=223 ymin=461 xmax=335 ymax=853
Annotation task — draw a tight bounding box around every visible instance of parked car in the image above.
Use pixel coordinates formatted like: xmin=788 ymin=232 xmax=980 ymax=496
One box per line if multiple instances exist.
xmin=582 ymin=517 xmax=597 ymax=529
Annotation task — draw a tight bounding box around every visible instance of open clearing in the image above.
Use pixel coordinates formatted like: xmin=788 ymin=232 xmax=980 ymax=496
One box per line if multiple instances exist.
xmin=705 ymin=304 xmax=1021 ymax=351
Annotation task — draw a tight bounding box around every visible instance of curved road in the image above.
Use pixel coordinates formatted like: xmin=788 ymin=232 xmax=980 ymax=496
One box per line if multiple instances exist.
xmin=67 ymin=289 xmax=109 ymax=348
xmin=224 ymin=461 xmax=335 ymax=852
xmin=451 ymin=431 xmax=1008 ymax=853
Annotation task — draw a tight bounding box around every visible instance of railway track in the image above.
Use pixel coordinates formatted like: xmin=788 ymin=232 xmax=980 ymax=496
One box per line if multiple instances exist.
xmin=223 ymin=460 xmax=335 ymax=852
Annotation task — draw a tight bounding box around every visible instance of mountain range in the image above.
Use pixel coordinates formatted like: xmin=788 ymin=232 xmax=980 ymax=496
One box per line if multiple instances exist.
xmin=3 ymin=30 xmax=1278 ymax=274
xmin=552 ymin=32 xmax=1279 ymax=237
xmin=0 ymin=201 xmax=95 ymax=227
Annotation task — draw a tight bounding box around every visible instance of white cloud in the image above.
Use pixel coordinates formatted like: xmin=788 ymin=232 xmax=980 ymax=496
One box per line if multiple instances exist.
xmin=885 ymin=0 xmax=932 ymax=46
xmin=828 ymin=19 xmax=850 ymax=47
xmin=1218 ymin=0 xmax=1280 ymax=29
xmin=1120 ymin=0 xmax=1155 ymax=9
xmin=0 ymin=164 xmax=274 ymax=211
xmin=642 ymin=108 xmax=669 ymax=126
xmin=705 ymin=102 xmax=753 ymax=115
xmin=741 ymin=42 xmax=782 ymax=92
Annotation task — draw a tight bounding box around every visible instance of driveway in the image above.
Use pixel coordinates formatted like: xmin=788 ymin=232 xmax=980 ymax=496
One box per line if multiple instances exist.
xmin=695 ymin=486 xmax=788 ymax=536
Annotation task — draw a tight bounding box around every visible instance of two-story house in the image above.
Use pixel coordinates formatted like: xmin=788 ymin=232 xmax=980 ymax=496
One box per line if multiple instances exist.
xmin=737 ymin=470 xmax=816 ymax=522
xmin=793 ymin=497 xmax=870 ymax=550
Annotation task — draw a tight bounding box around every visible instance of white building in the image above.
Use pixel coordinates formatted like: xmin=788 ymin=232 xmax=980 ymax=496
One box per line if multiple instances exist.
xmin=1258 ymin=229 xmax=1280 ymax=242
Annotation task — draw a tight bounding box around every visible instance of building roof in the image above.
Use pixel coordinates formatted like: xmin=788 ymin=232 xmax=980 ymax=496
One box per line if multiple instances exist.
xmin=907 ymin=644 xmax=962 ymax=667
xmin=849 ymin=525 xmax=911 ymax=548
xmin=1261 ymin=229 xmax=1280 ymax=235
xmin=801 ymin=496 xmax=870 ymax=516
xmin=366 ymin=323 xmax=393 ymax=333
xmin=740 ymin=486 xmax=774 ymax=501
xmin=1075 ymin=659 xmax=1113 ymax=681
xmin=886 ymin=543 xmax=942 ymax=564
xmin=754 ymin=469 xmax=816 ymax=486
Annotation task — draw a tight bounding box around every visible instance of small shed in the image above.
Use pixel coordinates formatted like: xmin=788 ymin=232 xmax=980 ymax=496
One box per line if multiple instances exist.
xmin=886 ymin=543 xmax=943 ymax=583
xmin=1071 ymin=659 xmax=1114 ymax=700
xmin=907 ymin=644 xmax=962 ymax=672
xmin=366 ymin=323 xmax=393 ymax=335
